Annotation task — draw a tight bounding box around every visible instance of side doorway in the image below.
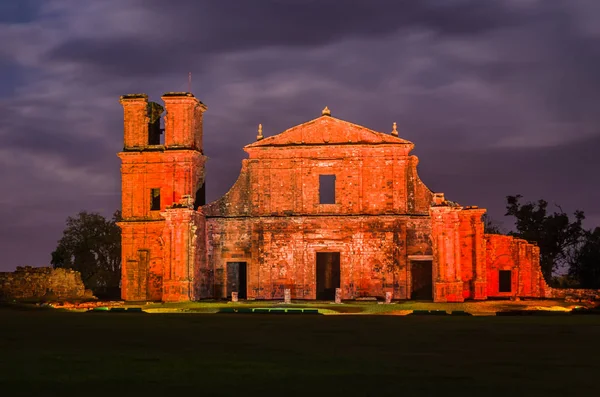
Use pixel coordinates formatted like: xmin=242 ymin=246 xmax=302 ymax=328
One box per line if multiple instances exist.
xmin=316 ymin=252 xmax=341 ymax=300
xmin=226 ymin=262 xmax=247 ymax=299
xmin=499 ymin=270 xmax=512 ymax=293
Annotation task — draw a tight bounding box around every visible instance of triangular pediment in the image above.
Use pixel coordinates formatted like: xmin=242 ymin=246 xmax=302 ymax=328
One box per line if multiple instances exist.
xmin=245 ymin=115 xmax=413 ymax=149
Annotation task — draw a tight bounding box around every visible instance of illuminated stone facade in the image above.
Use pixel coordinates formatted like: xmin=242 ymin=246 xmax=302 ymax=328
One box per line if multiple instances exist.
xmin=118 ymin=92 xmax=549 ymax=302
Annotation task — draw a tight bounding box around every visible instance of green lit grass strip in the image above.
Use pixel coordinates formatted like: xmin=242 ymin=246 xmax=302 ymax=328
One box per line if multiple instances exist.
xmin=216 ymin=308 xmax=321 ymax=314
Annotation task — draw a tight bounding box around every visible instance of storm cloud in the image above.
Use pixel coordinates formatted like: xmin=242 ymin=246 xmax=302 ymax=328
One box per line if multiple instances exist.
xmin=0 ymin=0 xmax=599 ymax=270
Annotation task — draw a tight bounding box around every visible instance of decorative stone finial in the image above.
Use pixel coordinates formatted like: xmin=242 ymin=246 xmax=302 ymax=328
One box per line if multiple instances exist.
xmin=257 ymin=123 xmax=263 ymax=141
xmin=391 ymin=122 xmax=398 ymax=137
xmin=322 ymin=106 xmax=331 ymax=116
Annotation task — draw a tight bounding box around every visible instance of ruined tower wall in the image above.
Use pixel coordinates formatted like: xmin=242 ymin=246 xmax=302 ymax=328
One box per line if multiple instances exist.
xmin=118 ymin=93 xmax=207 ymax=301
xmin=120 ymin=151 xmax=205 ymax=219
xmin=119 ymin=221 xmax=164 ymax=301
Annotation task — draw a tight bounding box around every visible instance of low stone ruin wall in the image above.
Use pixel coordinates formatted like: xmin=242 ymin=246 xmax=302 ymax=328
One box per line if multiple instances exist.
xmin=547 ymin=288 xmax=600 ymax=302
xmin=0 ymin=266 xmax=93 ymax=301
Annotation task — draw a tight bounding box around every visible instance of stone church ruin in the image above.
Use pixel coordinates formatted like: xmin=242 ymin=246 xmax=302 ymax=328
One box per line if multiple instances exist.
xmin=118 ymin=92 xmax=550 ymax=302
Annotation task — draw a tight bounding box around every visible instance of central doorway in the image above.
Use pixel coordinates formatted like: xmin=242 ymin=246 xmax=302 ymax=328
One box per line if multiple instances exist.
xmin=499 ymin=270 xmax=512 ymax=293
xmin=411 ymin=260 xmax=433 ymax=300
xmin=226 ymin=262 xmax=247 ymax=299
xmin=316 ymin=252 xmax=341 ymax=300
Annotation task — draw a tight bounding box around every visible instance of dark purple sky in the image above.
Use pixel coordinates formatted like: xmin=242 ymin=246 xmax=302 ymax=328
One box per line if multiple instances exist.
xmin=1 ymin=0 xmax=599 ymax=271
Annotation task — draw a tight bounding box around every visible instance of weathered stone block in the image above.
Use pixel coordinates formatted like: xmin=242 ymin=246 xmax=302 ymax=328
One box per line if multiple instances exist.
xmin=284 ymin=288 xmax=291 ymax=304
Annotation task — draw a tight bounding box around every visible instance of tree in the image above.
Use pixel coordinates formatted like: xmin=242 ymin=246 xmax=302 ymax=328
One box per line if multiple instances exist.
xmin=504 ymin=195 xmax=585 ymax=284
xmin=568 ymin=227 xmax=600 ymax=289
xmin=483 ymin=213 xmax=504 ymax=235
xmin=51 ymin=211 xmax=121 ymax=297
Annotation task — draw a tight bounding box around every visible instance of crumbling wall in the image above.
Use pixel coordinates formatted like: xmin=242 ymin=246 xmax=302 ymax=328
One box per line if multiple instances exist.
xmin=0 ymin=266 xmax=90 ymax=301
xmin=485 ymin=234 xmax=548 ymax=298
xmin=483 ymin=235 xmax=599 ymax=301
xmin=546 ymin=288 xmax=600 ymax=301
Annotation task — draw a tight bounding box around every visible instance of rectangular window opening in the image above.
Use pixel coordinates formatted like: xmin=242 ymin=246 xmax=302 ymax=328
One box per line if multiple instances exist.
xmin=150 ymin=188 xmax=161 ymax=211
xmin=147 ymin=101 xmax=164 ymax=145
xmin=319 ymin=174 xmax=336 ymax=204
xmin=159 ymin=118 xmax=165 ymax=145
xmin=499 ymin=270 xmax=512 ymax=293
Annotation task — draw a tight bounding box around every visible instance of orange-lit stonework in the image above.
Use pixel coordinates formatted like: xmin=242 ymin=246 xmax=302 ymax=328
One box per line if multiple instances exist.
xmin=118 ymin=92 xmax=550 ymax=302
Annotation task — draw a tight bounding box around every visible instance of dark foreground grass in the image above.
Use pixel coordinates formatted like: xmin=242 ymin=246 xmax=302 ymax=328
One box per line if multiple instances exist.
xmin=1 ymin=309 xmax=599 ymax=396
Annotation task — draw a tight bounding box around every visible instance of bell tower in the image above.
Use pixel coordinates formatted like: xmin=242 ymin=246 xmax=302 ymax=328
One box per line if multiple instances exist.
xmin=118 ymin=92 xmax=207 ymax=301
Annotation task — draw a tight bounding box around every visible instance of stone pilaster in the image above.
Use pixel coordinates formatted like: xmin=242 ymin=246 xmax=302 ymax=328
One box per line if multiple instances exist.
xmin=161 ymin=196 xmax=205 ymax=301
xmin=468 ymin=209 xmax=487 ymax=300
xmin=430 ymin=205 xmax=464 ymax=302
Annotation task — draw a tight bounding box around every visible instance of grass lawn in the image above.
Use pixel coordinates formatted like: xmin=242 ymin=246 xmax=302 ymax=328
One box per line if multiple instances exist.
xmin=125 ymin=298 xmax=582 ymax=315
xmin=1 ymin=308 xmax=599 ymax=396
